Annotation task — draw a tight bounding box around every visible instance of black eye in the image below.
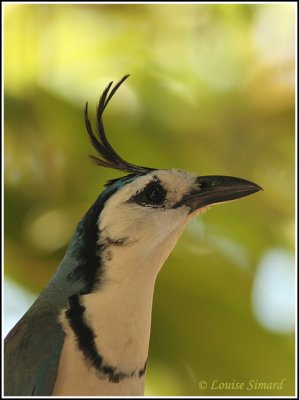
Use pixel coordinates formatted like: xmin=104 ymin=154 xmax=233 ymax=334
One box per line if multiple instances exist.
xmin=144 ymin=184 xmax=166 ymax=205
xmin=130 ymin=182 xmax=166 ymax=207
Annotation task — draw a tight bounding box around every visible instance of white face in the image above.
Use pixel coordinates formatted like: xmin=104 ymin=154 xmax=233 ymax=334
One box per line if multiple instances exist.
xmin=97 ymin=169 xmax=200 ymax=280
xmin=91 ymin=168 xmax=260 ymax=287
xmin=99 ymin=169 xmax=198 ymax=246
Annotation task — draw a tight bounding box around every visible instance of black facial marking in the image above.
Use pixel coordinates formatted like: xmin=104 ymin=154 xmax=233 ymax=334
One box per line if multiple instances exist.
xmin=66 ymin=295 xmax=147 ymax=382
xmin=129 ymin=179 xmax=166 ymax=208
xmin=98 ymin=234 xmax=132 ymax=263
xmin=106 ymin=236 xmax=129 ymax=246
xmin=66 ymin=199 xmax=107 ymax=293
xmin=66 ymin=175 xmax=137 ymax=294
xmin=66 ymin=295 xmax=103 ymax=370
xmin=139 ymin=361 xmax=147 ymax=377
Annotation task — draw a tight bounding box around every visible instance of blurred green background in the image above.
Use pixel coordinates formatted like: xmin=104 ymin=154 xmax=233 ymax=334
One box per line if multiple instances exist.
xmin=4 ymin=3 xmax=295 ymax=396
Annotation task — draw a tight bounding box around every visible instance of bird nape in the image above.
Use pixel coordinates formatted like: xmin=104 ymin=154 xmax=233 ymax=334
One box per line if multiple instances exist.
xmin=4 ymin=75 xmax=262 ymax=396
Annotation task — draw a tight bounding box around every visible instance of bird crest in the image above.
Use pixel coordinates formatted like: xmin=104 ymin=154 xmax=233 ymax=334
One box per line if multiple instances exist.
xmin=84 ymin=75 xmax=154 ymax=175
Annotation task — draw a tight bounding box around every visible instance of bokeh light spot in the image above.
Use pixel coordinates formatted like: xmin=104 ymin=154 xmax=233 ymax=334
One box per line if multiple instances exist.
xmin=252 ymin=248 xmax=295 ymax=333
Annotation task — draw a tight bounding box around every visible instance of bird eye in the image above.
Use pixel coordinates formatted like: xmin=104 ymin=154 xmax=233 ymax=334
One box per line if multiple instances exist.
xmin=130 ymin=182 xmax=166 ymax=207
xmin=144 ymin=184 xmax=166 ymax=205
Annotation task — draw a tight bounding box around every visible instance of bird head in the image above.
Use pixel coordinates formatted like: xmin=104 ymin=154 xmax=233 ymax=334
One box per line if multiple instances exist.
xmin=76 ymin=75 xmax=262 ymax=290
xmin=98 ymin=170 xmax=261 ymax=260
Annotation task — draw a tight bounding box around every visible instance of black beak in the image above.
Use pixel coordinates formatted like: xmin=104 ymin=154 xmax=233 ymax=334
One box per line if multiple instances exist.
xmin=175 ymin=175 xmax=263 ymax=212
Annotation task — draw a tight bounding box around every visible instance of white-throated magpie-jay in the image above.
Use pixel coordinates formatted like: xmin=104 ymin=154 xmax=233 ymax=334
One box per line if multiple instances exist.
xmin=4 ymin=75 xmax=262 ymax=396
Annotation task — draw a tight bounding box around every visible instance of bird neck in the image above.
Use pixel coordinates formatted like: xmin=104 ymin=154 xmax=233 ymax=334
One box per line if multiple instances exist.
xmin=79 ymin=224 xmax=184 ymax=379
xmin=82 ymin=270 xmax=156 ymax=376
xmin=54 ymin=245 xmax=161 ymax=396
xmin=53 ymin=207 xmax=185 ymax=395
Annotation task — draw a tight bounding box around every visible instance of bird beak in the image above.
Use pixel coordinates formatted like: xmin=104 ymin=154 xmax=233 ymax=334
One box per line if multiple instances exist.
xmin=176 ymin=175 xmax=263 ymax=212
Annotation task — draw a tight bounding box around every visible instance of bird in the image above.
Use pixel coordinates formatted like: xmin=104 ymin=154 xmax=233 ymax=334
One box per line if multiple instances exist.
xmin=4 ymin=75 xmax=262 ymax=396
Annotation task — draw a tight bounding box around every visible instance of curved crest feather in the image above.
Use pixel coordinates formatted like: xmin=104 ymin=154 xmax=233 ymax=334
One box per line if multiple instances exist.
xmin=85 ymin=75 xmax=154 ymax=174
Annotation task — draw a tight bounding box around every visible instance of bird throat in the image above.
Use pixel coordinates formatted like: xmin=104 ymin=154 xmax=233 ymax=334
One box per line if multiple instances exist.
xmin=53 ymin=205 xmax=186 ymax=395
xmin=52 ymin=237 xmax=159 ymax=395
